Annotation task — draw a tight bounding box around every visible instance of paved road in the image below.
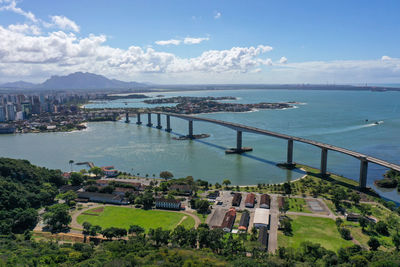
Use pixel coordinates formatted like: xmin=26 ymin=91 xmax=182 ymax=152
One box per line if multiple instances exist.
xmin=268 ymin=194 xmax=279 ymax=253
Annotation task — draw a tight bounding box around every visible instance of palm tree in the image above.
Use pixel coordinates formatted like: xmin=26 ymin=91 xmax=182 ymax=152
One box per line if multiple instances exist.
xmin=69 ymin=160 xmax=74 ymax=172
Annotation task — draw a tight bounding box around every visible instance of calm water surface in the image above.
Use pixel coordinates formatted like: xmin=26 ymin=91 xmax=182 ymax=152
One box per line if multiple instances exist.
xmin=2 ymin=89 xmax=400 ymax=200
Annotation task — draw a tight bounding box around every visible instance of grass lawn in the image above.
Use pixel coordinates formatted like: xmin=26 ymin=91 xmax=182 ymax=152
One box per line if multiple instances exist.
xmin=278 ymin=215 xmax=353 ymax=251
xmin=287 ymin=198 xmax=311 ymax=213
xmin=77 ymin=207 xmax=195 ymax=231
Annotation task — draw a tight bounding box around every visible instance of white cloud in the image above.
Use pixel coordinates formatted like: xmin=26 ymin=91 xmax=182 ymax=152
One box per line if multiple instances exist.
xmin=0 ymin=0 xmax=37 ymax=22
xmin=214 ymin=12 xmax=221 ymax=19
xmin=381 ymin=55 xmax=392 ymax=61
xmin=8 ymin=23 xmax=40 ymax=35
xmin=48 ymin=15 xmax=80 ymax=32
xmin=279 ymin=56 xmax=288 ymax=64
xmin=183 ymin=37 xmax=209 ymax=45
xmin=0 ymin=24 xmax=275 ymax=82
xmin=155 ymin=39 xmax=181 ymax=46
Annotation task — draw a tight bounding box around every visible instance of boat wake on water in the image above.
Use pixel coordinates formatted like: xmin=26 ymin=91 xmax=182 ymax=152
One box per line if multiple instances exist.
xmin=305 ymin=121 xmax=384 ymax=136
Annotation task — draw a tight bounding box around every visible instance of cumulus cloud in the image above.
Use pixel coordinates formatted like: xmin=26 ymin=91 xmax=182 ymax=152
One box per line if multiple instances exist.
xmin=279 ymin=56 xmax=288 ymax=64
xmin=155 ymin=39 xmax=181 ymax=46
xmin=381 ymin=55 xmax=392 ymax=61
xmin=0 ymin=0 xmax=37 ymax=22
xmin=183 ymin=37 xmax=209 ymax=44
xmin=8 ymin=23 xmax=40 ymax=35
xmin=214 ymin=12 xmax=221 ymax=19
xmin=48 ymin=15 xmax=80 ymax=32
xmin=0 ymin=23 xmax=275 ymax=82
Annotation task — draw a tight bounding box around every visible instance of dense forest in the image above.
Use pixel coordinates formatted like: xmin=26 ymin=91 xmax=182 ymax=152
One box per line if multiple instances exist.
xmin=0 ymin=158 xmax=64 ymax=235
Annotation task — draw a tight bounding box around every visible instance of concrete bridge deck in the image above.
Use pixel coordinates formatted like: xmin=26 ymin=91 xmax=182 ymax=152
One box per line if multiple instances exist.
xmin=148 ymin=112 xmax=399 ymax=172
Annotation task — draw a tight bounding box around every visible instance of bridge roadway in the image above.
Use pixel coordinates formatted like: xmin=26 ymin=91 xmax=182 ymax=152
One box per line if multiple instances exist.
xmin=124 ymin=111 xmax=400 ymax=188
xmin=150 ymin=112 xmax=400 ymax=170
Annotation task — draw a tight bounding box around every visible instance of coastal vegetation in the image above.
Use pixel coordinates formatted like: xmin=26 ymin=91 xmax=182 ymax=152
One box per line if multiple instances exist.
xmin=0 ymin=158 xmax=64 ymax=235
xmin=375 ymin=169 xmax=400 ymax=189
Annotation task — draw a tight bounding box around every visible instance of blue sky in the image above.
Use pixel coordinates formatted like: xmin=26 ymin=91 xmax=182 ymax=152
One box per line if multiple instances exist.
xmin=0 ymin=0 xmax=400 ymax=84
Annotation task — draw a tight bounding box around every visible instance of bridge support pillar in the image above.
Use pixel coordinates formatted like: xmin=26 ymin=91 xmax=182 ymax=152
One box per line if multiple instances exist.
xmin=320 ymin=148 xmax=328 ymax=176
xmin=236 ymin=131 xmax=243 ymax=151
xmin=146 ymin=113 xmax=153 ymax=127
xmin=359 ymin=158 xmax=368 ymax=189
xmin=125 ymin=112 xmax=130 ymax=123
xmin=165 ymin=115 xmax=172 ymax=132
xmin=156 ymin=114 xmax=162 ymax=129
xmin=136 ymin=113 xmax=142 ymax=125
xmin=287 ymin=139 xmax=294 ymax=165
xmin=188 ymin=120 xmax=194 ymax=139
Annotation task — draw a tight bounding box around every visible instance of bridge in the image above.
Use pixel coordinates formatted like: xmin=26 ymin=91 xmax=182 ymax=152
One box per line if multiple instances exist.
xmin=125 ymin=112 xmax=400 ymax=189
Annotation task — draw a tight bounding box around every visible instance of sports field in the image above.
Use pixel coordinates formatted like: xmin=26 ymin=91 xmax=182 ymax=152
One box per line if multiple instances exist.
xmin=77 ymin=206 xmax=195 ymax=231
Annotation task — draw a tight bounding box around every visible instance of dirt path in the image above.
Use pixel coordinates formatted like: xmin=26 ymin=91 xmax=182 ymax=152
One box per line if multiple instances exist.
xmin=176 ymin=216 xmax=188 ymax=226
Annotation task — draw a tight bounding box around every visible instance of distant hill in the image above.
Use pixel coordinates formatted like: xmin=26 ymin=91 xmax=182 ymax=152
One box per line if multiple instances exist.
xmin=0 ymin=72 xmax=148 ymax=90
xmin=0 ymin=81 xmax=36 ymax=89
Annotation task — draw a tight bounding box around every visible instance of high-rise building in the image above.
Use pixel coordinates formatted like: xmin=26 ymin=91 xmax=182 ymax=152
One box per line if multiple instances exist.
xmin=21 ymin=101 xmax=31 ymax=118
xmin=0 ymin=106 xmax=5 ymax=122
xmin=6 ymin=103 xmax=15 ymax=121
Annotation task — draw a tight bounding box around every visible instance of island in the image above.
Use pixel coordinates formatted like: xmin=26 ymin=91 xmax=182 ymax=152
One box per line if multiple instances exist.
xmin=143 ymin=96 xmax=295 ymax=114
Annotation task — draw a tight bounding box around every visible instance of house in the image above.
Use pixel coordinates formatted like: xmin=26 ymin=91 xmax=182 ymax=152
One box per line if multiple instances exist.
xmin=278 ymin=197 xmax=285 ymax=210
xmin=238 ymin=212 xmax=250 ymax=231
xmin=232 ymin=193 xmax=242 ymax=206
xmin=245 ymin=193 xmax=256 ymax=208
xmin=260 ymin=194 xmax=271 ymax=209
xmin=347 ymin=213 xmax=362 ymax=222
xmin=207 ymin=191 xmax=220 ymax=199
xmin=221 ymin=208 xmax=236 ymax=232
xmin=155 ymin=198 xmax=181 ymax=210
xmin=76 ymin=192 xmax=129 ymax=205
xmin=114 ymin=187 xmax=136 ymax=196
xmin=101 ymin=166 xmax=119 ymax=177
xmin=169 ymin=184 xmax=192 ymax=195
xmin=59 ymin=185 xmax=82 ymax=193
xmin=62 ymin=172 xmax=71 ymax=179
xmin=253 ymin=208 xmax=270 ymax=229
xmin=258 ymin=226 xmax=268 ymax=249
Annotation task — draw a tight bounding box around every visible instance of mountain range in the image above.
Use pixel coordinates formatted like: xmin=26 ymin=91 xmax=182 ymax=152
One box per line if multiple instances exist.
xmin=0 ymin=72 xmax=148 ymax=90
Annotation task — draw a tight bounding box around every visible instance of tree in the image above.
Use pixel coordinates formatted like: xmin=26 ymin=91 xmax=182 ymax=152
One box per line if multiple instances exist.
xmin=82 ymin=222 xmax=92 ymax=242
xmin=142 ymin=191 xmax=154 ymax=209
xmin=195 ymin=199 xmax=210 ymax=214
xmin=128 ymin=225 xmax=145 ymax=236
xmin=331 ymin=187 xmax=347 ymax=209
xmin=280 ymin=199 xmax=290 ymax=214
xmin=367 ymin=237 xmax=380 ymax=251
xmin=149 ymin=227 xmax=170 ymax=247
xmin=89 ymin=225 xmax=102 ymax=237
xmin=339 ymin=227 xmax=352 ymax=240
xmin=69 ymin=160 xmax=74 ymax=172
xmin=281 ymin=218 xmax=292 ymax=236
xmin=89 ymin=167 xmax=103 ymax=178
xmin=160 ymin=171 xmax=173 ymax=181
xmin=350 ymin=192 xmax=361 ymax=205
xmin=215 ymin=182 xmax=221 ymax=189
xmin=283 ymin=182 xmax=292 ymax=195
xmin=375 ymin=221 xmax=389 ymax=236
xmin=359 ymin=216 xmax=369 ymax=231
xmin=171 ymin=225 xmax=188 ymax=247
xmin=70 ymin=172 xmax=84 ymax=186
xmin=43 ymin=204 xmax=71 ymax=233
xmin=392 ymin=232 xmax=400 ymax=251
xmin=57 ymin=190 xmax=77 ymax=207
xmin=335 ymin=218 xmax=344 ymax=227
xmin=222 ymin=179 xmax=231 ymax=189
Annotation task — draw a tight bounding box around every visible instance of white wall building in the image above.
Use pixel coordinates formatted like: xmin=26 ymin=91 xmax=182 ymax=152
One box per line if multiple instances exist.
xmin=253 ymin=208 xmax=270 ymax=229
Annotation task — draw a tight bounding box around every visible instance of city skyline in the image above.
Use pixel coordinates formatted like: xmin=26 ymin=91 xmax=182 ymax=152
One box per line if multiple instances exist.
xmin=1 ymin=0 xmax=400 ymax=84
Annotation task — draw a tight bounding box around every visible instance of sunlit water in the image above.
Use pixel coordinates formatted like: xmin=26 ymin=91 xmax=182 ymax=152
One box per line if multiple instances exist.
xmin=2 ymin=89 xmax=400 ymax=201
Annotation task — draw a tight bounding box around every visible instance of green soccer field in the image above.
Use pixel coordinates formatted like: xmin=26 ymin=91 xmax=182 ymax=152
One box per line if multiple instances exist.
xmin=77 ymin=206 xmax=195 ymax=231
